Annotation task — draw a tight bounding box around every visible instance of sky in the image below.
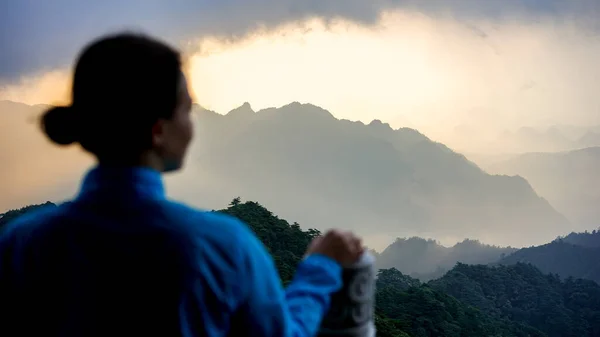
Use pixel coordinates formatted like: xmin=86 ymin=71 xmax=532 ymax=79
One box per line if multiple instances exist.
xmin=1 ymin=1 xmax=600 ymax=249
xmin=1 ymin=0 xmax=600 ymax=149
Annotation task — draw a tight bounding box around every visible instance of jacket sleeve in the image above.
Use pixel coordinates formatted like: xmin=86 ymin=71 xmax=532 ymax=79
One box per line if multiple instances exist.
xmin=233 ymin=228 xmax=342 ymax=337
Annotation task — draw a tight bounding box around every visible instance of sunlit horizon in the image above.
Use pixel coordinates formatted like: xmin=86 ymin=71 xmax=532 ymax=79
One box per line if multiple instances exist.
xmin=2 ymin=9 xmax=599 ymax=155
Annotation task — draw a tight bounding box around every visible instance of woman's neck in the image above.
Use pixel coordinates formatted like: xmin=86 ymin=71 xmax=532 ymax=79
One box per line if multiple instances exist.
xmin=97 ymin=151 xmax=165 ymax=172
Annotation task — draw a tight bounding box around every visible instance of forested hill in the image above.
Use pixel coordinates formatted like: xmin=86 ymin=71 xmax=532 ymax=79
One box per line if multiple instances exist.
xmin=560 ymin=229 xmax=600 ymax=248
xmin=498 ymin=241 xmax=600 ymax=284
xmin=374 ymin=229 xmax=600 ymax=284
xmin=220 ymin=200 xmax=600 ymax=337
xmin=219 ymin=198 xmax=321 ymax=284
xmin=497 ymin=230 xmax=600 ymax=284
xmin=219 ymin=200 xmax=556 ymax=336
xmin=430 ymin=263 xmax=600 ymax=337
xmin=3 ymin=199 xmax=600 ymax=336
xmin=0 ymin=201 xmax=56 ymax=229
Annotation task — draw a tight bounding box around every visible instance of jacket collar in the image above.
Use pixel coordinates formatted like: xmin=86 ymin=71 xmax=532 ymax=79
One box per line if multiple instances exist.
xmin=76 ymin=165 xmax=166 ymax=201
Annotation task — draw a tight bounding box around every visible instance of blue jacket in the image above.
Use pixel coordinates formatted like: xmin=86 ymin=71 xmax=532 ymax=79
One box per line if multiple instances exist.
xmin=0 ymin=166 xmax=342 ymax=336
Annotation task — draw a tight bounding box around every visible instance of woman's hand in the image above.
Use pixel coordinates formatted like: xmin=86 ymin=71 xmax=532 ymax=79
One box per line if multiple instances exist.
xmin=305 ymin=229 xmax=364 ymax=267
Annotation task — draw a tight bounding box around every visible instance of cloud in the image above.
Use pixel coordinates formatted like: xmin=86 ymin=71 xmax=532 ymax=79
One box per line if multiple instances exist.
xmin=2 ymin=2 xmax=600 ymax=152
xmin=183 ymin=10 xmax=600 ymax=139
xmin=1 ymin=0 xmax=598 ymax=82
xmin=0 ymin=70 xmax=71 ymax=106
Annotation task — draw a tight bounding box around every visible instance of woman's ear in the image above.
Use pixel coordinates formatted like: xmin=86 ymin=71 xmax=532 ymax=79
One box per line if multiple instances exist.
xmin=151 ymin=119 xmax=167 ymax=148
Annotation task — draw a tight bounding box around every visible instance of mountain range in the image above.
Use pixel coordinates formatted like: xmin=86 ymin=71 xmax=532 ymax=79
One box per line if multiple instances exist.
xmin=480 ymin=147 xmax=600 ymax=229
xmin=448 ymin=124 xmax=600 ymax=154
xmin=494 ymin=125 xmax=600 ymax=153
xmin=374 ymin=227 xmax=600 ymax=285
xmin=376 ymin=237 xmax=517 ymax=281
xmin=187 ymin=102 xmax=569 ymax=248
xmin=0 ymin=99 xmax=583 ymax=250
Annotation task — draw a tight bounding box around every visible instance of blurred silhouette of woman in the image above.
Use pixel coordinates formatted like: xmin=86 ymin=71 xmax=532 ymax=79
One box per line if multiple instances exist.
xmin=0 ymin=32 xmax=364 ymax=337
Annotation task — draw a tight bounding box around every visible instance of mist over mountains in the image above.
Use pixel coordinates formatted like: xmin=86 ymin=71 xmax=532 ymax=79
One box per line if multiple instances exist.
xmin=185 ymin=101 xmax=569 ymax=249
xmin=373 ymin=228 xmax=600 ymax=284
xmin=479 ymin=147 xmax=600 ymax=230
xmin=0 ymin=100 xmax=582 ymax=250
xmin=376 ymin=237 xmax=518 ymax=281
xmin=433 ymin=122 xmax=600 ymax=156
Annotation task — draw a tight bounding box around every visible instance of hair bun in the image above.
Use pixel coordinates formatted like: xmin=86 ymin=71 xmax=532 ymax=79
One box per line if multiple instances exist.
xmin=41 ymin=106 xmax=79 ymax=146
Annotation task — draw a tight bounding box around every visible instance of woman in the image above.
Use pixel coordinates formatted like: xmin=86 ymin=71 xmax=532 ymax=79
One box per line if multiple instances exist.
xmin=0 ymin=33 xmax=364 ymax=336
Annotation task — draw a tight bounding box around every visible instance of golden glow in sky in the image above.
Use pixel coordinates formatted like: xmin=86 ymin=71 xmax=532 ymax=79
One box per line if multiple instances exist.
xmin=188 ymin=14 xmax=453 ymax=124
xmin=1 ymin=10 xmax=599 ymax=150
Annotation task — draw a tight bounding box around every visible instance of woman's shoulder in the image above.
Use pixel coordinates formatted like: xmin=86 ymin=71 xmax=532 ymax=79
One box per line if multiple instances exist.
xmin=0 ymin=203 xmax=63 ymax=240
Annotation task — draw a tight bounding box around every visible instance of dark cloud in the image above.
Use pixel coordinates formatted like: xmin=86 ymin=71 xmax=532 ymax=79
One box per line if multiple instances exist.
xmin=0 ymin=0 xmax=597 ymax=82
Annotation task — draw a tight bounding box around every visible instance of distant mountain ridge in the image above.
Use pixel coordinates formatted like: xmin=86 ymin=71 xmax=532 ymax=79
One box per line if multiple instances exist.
xmin=452 ymin=123 xmax=600 ymax=154
xmin=485 ymin=147 xmax=600 ymax=228
xmin=374 ymin=229 xmax=600 ymax=285
xmin=190 ymin=101 xmax=569 ymax=248
xmin=376 ymin=236 xmax=517 ymax=281
xmin=1 ymin=100 xmax=570 ymax=249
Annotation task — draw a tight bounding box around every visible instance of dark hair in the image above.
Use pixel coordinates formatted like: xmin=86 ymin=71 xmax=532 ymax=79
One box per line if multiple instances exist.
xmin=41 ymin=32 xmax=182 ymax=160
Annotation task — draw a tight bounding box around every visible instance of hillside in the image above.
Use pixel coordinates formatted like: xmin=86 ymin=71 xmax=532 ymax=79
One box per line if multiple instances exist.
xmin=430 ymin=263 xmax=600 ymax=337
xmin=485 ymin=147 xmax=600 ymax=228
xmin=375 ymin=268 xmax=546 ymax=337
xmin=498 ymin=240 xmax=600 ymax=284
xmin=189 ymin=102 xmax=569 ymax=249
xmin=369 ymin=229 xmax=600 ymax=285
xmin=561 ymin=229 xmax=600 ymax=248
xmin=377 ymin=237 xmax=517 ymax=281
xmin=0 ymin=201 xmax=57 ymax=229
